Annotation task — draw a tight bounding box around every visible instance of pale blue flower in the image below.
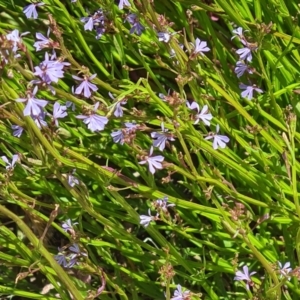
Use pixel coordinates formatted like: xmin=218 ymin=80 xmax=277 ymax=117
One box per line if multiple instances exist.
xmin=192 ymin=38 xmax=210 ymax=55
xmin=239 ymin=83 xmax=263 ymax=100
xmin=151 ymin=122 xmax=175 ymax=151
xmin=1 ymin=154 xmax=19 ymax=170
xmin=23 ymin=2 xmax=45 ymax=19
xmin=11 ymin=125 xmax=24 ymax=138
xmin=171 ymin=284 xmax=190 ymax=300
xmin=205 ymin=124 xmax=229 ymax=150
xmin=139 ymin=146 xmax=164 ymax=174
xmin=234 ymin=61 xmax=253 ymax=78
xmin=234 ymin=265 xmax=256 ymax=290
xmin=72 ymin=74 xmax=98 ymax=98
xmin=118 ymin=0 xmax=131 ymax=10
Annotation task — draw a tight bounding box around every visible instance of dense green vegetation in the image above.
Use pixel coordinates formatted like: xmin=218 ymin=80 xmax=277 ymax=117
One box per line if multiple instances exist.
xmin=1 ymin=0 xmax=300 ymax=299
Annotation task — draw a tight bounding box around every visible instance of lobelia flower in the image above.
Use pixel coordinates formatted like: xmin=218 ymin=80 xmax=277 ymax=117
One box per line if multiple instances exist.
xmin=158 ymin=32 xmax=172 ymax=43
xmin=236 ymin=45 xmax=253 ymax=62
xmin=205 ymin=124 xmax=230 ymax=150
xmin=66 ymin=101 xmax=76 ymax=111
xmin=62 ymin=219 xmax=79 ymax=233
xmin=81 ymin=16 xmax=94 ymax=31
xmin=111 ymin=122 xmax=137 ymax=145
xmin=72 ymin=74 xmax=98 ymax=98
xmin=195 ymin=105 xmax=213 ymax=126
xmin=6 ymin=29 xmax=29 ymax=54
xmin=139 ymin=146 xmax=164 ymax=174
xmin=151 ymin=122 xmax=175 ymax=151
xmin=95 ymin=27 xmax=106 ymax=39
xmin=192 ymin=38 xmax=210 ymax=56
xmin=234 ymin=61 xmax=253 ymax=78
xmin=68 ymin=173 xmax=79 ymax=187
xmin=11 ymin=125 xmax=24 ymax=138
xmin=16 ymin=86 xmax=48 ymax=116
xmin=118 ymin=0 xmax=131 ymax=10
xmin=81 ymin=9 xmax=105 ymax=31
xmin=69 ymin=243 xmax=88 ymax=259
xmin=153 ymin=196 xmax=175 ymax=213
xmin=1 ymin=154 xmax=19 ymax=170
xmin=52 ymin=102 xmax=68 ymax=126
xmin=186 ymin=100 xmax=200 ymax=112
xmin=139 ymin=209 xmax=157 ymax=227
xmin=30 ymin=78 xmax=56 ymax=95
xmin=278 ymin=262 xmax=292 ymax=278
xmin=54 ymin=249 xmax=68 ymax=268
xmin=31 ymin=110 xmax=47 ymax=129
xmin=239 ymin=83 xmax=263 ymax=100
xmin=231 ymin=27 xmax=248 ymax=41
xmin=23 ymin=2 xmax=45 ymax=19
xmin=34 ymin=52 xmax=70 ymax=84
xmin=126 ymin=14 xmax=145 ymax=36
xmin=170 ymin=284 xmax=191 ymax=300
xmin=234 ymin=265 xmax=256 ymax=290
xmin=76 ymin=102 xmax=108 ymax=132
xmin=33 ymin=28 xmax=59 ymax=52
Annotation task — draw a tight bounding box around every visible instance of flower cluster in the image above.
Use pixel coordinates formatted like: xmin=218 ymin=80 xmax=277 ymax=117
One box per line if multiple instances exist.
xmin=54 ymin=243 xmax=87 ymax=268
xmin=232 ymin=27 xmax=263 ymax=100
xmin=140 ymin=196 xmax=175 ymax=227
xmin=80 ymin=9 xmax=107 ymax=39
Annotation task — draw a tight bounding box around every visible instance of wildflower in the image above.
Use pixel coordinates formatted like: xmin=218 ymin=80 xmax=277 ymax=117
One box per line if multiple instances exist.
xmin=34 ymin=52 xmax=70 ymax=84
xmin=278 ymin=262 xmax=292 ymax=278
xmin=139 ymin=146 xmax=164 ymax=174
xmin=31 ymin=111 xmax=47 ymax=129
xmin=95 ymin=27 xmax=106 ymax=39
xmin=158 ymin=32 xmax=172 ymax=43
xmin=234 ymin=265 xmax=256 ymax=290
xmin=236 ymin=45 xmax=253 ymax=62
xmin=186 ymin=100 xmax=200 ymax=112
xmin=139 ymin=209 xmax=157 ymax=227
xmin=69 ymin=243 xmax=88 ymax=259
xmin=72 ymin=74 xmax=98 ymax=98
xmin=34 ymin=29 xmax=58 ymax=52
xmin=118 ymin=0 xmax=131 ymax=10
xmin=234 ymin=61 xmax=253 ymax=78
xmin=231 ymin=27 xmax=247 ymax=41
xmin=52 ymin=102 xmax=68 ymax=126
xmin=239 ymin=83 xmax=263 ymax=100
xmin=11 ymin=125 xmax=24 ymax=138
xmin=61 ymin=219 xmax=79 ymax=233
xmin=192 ymin=38 xmax=210 ymax=56
xmin=153 ymin=196 xmax=175 ymax=212
xmin=81 ymin=16 xmax=94 ymax=31
xmin=54 ymin=250 xmax=68 ymax=268
xmin=111 ymin=130 xmax=124 ymax=144
xmin=194 ymin=105 xmax=213 ymax=126
xmin=76 ymin=102 xmax=108 ymax=132
xmin=126 ymin=14 xmax=145 ymax=36
xmin=109 ymin=93 xmax=127 ymax=117
xmin=1 ymin=154 xmax=19 ymax=170
xmin=23 ymin=2 xmax=45 ymax=19
xmin=205 ymin=124 xmax=229 ymax=150
xmin=66 ymin=101 xmax=76 ymax=111
xmin=151 ymin=122 xmax=175 ymax=151
xmin=6 ymin=29 xmax=29 ymax=53
xmin=68 ymin=173 xmax=79 ymax=187
xmin=171 ymin=284 xmax=191 ymax=300
xmin=16 ymin=86 xmax=48 ymax=116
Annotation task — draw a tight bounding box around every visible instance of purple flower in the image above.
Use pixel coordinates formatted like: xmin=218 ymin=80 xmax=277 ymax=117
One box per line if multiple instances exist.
xmin=192 ymin=38 xmax=210 ymax=56
xmin=171 ymin=284 xmax=190 ymax=300
xmin=66 ymin=101 xmax=76 ymax=111
xmin=239 ymin=83 xmax=263 ymax=100
xmin=62 ymin=219 xmax=78 ymax=232
xmin=139 ymin=209 xmax=157 ymax=227
xmin=278 ymin=262 xmax=292 ymax=278
xmin=81 ymin=10 xmax=105 ymax=32
xmin=1 ymin=154 xmax=19 ymax=170
xmin=186 ymin=100 xmax=200 ymax=112
xmin=139 ymin=146 xmax=164 ymax=174
xmin=54 ymin=251 xmax=68 ymax=268
xmin=231 ymin=27 xmax=247 ymax=41
xmin=68 ymin=173 xmax=79 ymax=187
xmin=151 ymin=122 xmax=175 ymax=151
xmin=118 ymin=0 xmax=131 ymax=10
xmin=23 ymin=2 xmax=45 ymax=19
xmin=16 ymin=86 xmax=48 ymax=116
xmin=126 ymin=14 xmax=145 ymax=36
xmin=76 ymin=102 xmax=108 ymax=132
xmin=6 ymin=29 xmax=29 ymax=53
xmin=109 ymin=92 xmax=127 ymax=117
xmin=194 ymin=105 xmax=213 ymax=126
xmin=72 ymin=74 xmax=98 ymax=98
xmin=33 ymin=29 xmax=54 ymax=51
xmin=158 ymin=32 xmax=172 ymax=43
xmin=34 ymin=52 xmax=70 ymax=84
xmin=153 ymin=196 xmax=175 ymax=212
xmin=236 ymin=46 xmax=253 ymax=62
xmin=11 ymin=125 xmax=24 ymax=138
xmin=52 ymin=102 xmax=67 ymax=126
xmin=69 ymin=243 xmax=87 ymax=258
xmin=234 ymin=61 xmax=253 ymax=78
xmin=31 ymin=110 xmax=47 ymax=129
xmin=111 ymin=130 xmax=124 ymax=145
xmin=205 ymin=124 xmax=230 ymax=150
xmin=95 ymin=27 xmax=106 ymax=39
xmin=81 ymin=17 xmax=94 ymax=31
xmin=234 ymin=265 xmax=256 ymax=290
